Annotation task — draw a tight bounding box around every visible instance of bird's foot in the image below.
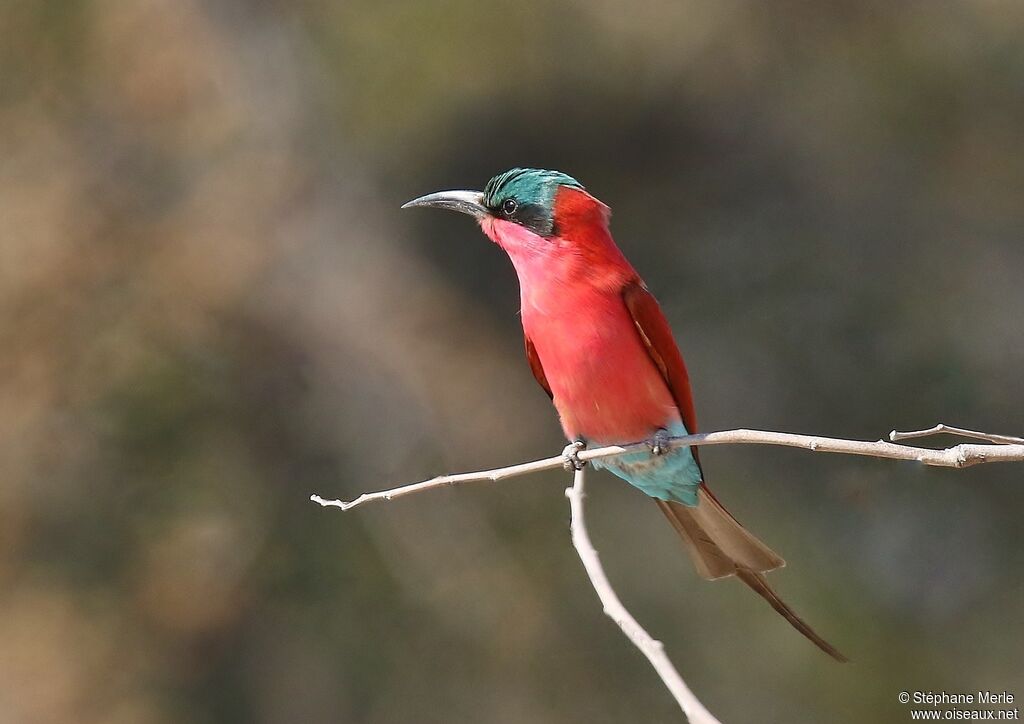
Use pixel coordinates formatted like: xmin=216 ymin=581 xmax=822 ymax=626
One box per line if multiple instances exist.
xmin=648 ymin=428 xmax=672 ymax=457
xmin=562 ymin=440 xmax=587 ymax=471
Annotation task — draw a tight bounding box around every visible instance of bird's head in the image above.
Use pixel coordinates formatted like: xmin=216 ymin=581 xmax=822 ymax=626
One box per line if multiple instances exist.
xmin=403 ymin=168 xmax=612 ymax=256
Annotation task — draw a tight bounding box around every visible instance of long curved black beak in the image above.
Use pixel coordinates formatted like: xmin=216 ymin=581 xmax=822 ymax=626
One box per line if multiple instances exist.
xmin=401 ymin=190 xmax=488 ymax=218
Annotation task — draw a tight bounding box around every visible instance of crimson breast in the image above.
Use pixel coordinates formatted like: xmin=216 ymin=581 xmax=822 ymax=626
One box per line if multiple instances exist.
xmin=522 ymin=283 xmax=681 ymax=444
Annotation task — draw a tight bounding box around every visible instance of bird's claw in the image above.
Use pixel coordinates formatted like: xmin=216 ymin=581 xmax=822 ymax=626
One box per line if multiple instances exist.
xmin=562 ymin=440 xmax=587 ymax=471
xmin=648 ymin=428 xmax=672 ymax=457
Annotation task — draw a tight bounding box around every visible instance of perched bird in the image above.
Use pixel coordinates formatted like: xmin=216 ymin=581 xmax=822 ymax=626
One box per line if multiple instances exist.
xmin=404 ymin=168 xmax=846 ymax=661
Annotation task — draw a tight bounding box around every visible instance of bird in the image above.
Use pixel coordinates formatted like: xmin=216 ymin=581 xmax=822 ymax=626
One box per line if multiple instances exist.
xmin=403 ymin=167 xmax=846 ymax=661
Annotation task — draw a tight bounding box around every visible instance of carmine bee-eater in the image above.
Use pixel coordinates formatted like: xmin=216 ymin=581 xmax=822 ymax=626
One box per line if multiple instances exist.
xmin=404 ymin=168 xmax=846 ymax=661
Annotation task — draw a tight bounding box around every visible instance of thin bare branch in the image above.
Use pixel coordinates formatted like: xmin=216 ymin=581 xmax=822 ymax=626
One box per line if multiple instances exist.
xmin=310 ymin=454 xmax=566 ymax=510
xmin=566 ymin=467 xmax=721 ymax=723
xmin=317 ymin=422 xmax=1022 ymax=722
xmin=311 ymin=427 xmax=1024 ymax=511
xmin=889 ymin=424 xmax=1024 ymax=446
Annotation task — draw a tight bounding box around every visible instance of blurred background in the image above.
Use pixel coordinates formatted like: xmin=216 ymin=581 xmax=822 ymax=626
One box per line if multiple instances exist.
xmin=1 ymin=1 xmax=1022 ymax=722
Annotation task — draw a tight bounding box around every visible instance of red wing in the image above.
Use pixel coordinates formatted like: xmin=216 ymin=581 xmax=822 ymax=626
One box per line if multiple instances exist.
xmin=622 ymin=280 xmax=699 ymax=437
xmin=524 ymin=334 xmax=553 ymax=400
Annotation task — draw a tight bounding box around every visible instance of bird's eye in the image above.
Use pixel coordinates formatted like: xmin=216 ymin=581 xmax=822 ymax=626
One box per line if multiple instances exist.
xmin=501 ymin=198 xmax=518 ymax=216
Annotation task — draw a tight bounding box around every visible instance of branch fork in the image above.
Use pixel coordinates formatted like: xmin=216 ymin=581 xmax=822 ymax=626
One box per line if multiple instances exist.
xmin=314 ymin=423 xmax=1020 ymax=722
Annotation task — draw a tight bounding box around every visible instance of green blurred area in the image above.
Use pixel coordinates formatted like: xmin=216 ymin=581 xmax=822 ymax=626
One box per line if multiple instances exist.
xmin=1 ymin=1 xmax=1022 ymax=722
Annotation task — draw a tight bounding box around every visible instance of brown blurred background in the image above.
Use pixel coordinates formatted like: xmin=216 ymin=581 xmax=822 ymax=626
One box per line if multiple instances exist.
xmin=1 ymin=1 xmax=1022 ymax=722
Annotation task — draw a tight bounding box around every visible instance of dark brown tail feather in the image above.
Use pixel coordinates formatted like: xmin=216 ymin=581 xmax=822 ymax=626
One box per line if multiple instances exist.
xmin=657 ymin=499 xmax=736 ymax=579
xmin=657 ymin=493 xmax=847 ymax=662
xmin=734 ymin=568 xmax=848 ymax=662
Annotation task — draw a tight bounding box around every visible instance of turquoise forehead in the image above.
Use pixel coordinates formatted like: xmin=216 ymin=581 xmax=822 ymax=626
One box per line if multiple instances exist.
xmin=482 ymin=168 xmax=584 ymax=208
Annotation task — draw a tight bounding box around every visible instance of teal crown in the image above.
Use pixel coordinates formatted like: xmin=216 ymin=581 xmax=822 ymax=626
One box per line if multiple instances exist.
xmin=482 ymin=168 xmax=584 ymax=236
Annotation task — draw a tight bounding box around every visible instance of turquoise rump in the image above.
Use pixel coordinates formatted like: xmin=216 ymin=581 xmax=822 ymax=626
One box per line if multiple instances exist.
xmin=592 ymin=422 xmax=701 ymax=506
